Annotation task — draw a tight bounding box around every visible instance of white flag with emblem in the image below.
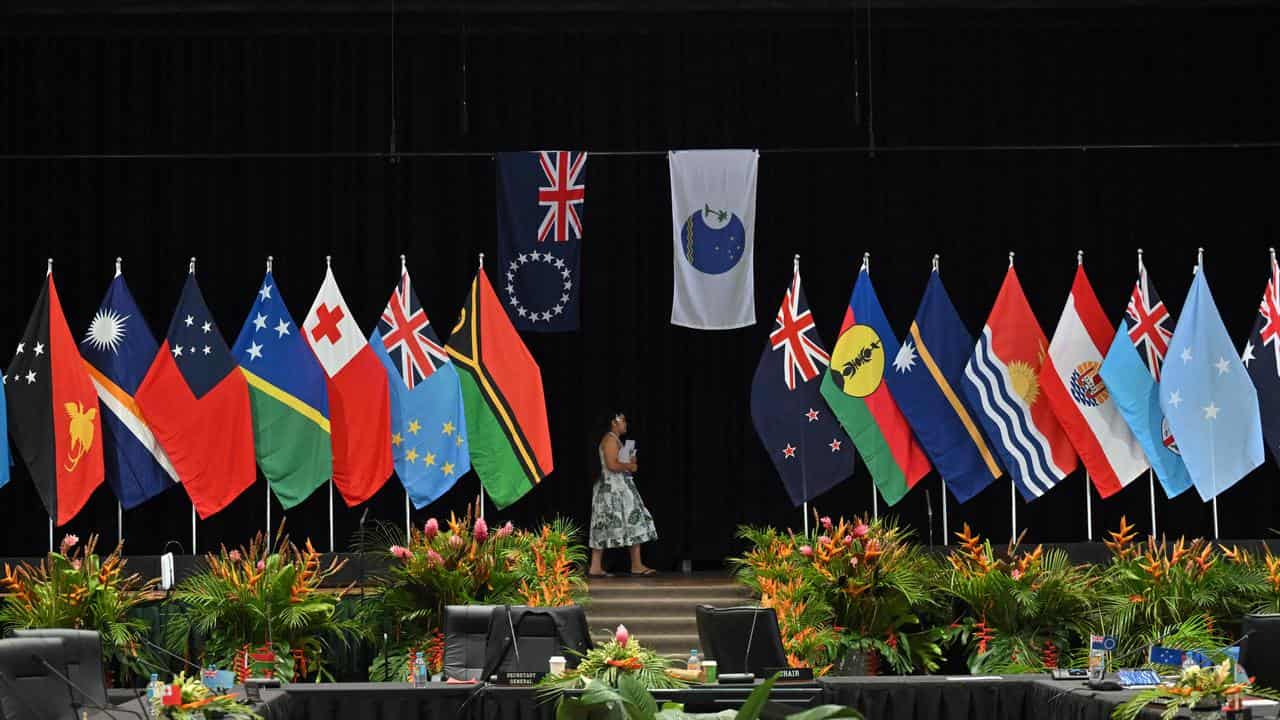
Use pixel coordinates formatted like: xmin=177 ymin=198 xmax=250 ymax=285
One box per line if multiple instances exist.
xmin=303 ymin=266 xmax=367 ymax=377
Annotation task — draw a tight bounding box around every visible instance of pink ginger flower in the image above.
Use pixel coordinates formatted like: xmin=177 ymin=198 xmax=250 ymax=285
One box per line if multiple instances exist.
xmin=448 ymin=534 xmax=464 ymax=549
xmin=256 ymin=560 xmax=265 ymax=571
xmin=228 ymin=550 xmax=242 ymax=562
xmin=799 ymin=545 xmax=814 ymax=557
xmin=59 ymin=534 xmax=79 ymax=554
xmin=424 ymin=518 xmax=439 ymax=540
xmin=426 ymin=550 xmax=443 ymax=566
xmin=615 ymin=624 xmax=630 ymax=647
xmin=820 ymin=516 xmax=833 ymax=530
xmin=1011 ymin=569 xmax=1023 ymax=581
xmin=818 ymin=536 xmax=832 ymax=546
xmin=473 ymin=517 xmax=489 ymax=543
xmin=851 ymin=523 xmax=870 ymax=539
xmin=497 ymin=522 xmax=514 ymax=538
xmin=843 ymin=535 xmax=853 ymax=546
xmin=390 ymin=545 xmax=413 ymax=560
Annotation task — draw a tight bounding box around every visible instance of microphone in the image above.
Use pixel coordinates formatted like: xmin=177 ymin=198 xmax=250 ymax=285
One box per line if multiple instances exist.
xmin=359 ymin=507 xmax=371 ymax=528
xmin=138 ymin=635 xmax=204 ymax=673
xmin=32 ymin=655 xmax=146 ymax=720
xmin=0 ymin=669 xmax=49 ymax=720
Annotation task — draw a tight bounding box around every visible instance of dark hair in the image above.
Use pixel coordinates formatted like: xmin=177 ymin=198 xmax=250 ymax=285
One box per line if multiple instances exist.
xmin=600 ymin=410 xmax=626 ymax=435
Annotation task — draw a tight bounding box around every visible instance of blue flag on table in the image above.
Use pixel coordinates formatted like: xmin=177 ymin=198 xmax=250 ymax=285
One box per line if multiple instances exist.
xmin=885 ymin=269 xmax=1003 ymax=503
xmin=1158 ymin=264 xmax=1264 ymax=501
xmin=1241 ymin=252 xmax=1280 ymax=467
xmin=79 ymin=273 xmax=177 ymax=508
xmin=750 ymin=264 xmax=855 ymax=505
xmin=371 ymin=269 xmax=470 ymax=508
xmin=0 ymin=372 xmax=8 ymax=490
xmin=1098 ymin=262 xmax=1192 ymax=498
xmin=496 ymin=151 xmax=585 ymax=332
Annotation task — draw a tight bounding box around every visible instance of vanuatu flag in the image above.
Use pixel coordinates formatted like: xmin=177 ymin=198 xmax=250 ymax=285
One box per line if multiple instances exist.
xmin=445 ymin=266 xmax=553 ymax=508
xmin=820 ymin=263 xmax=931 ymax=506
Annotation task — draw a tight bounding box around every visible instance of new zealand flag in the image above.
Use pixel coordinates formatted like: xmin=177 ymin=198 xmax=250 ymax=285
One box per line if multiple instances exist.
xmin=497 ymin=151 xmax=584 ymax=332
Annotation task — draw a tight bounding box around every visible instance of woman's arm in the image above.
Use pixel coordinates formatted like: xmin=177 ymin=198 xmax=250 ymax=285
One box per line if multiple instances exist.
xmin=601 ymin=434 xmax=638 ymax=473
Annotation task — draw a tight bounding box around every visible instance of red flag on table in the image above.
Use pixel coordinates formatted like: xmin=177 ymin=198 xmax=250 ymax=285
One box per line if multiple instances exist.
xmin=136 ymin=270 xmax=257 ymax=518
xmin=303 ymin=263 xmax=393 ymax=505
xmin=6 ymin=271 xmax=105 ymax=525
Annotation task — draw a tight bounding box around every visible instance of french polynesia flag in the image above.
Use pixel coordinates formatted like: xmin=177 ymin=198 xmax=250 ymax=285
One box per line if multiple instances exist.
xmin=136 ymin=272 xmax=257 ymax=518
xmin=303 ymin=264 xmax=393 ymax=506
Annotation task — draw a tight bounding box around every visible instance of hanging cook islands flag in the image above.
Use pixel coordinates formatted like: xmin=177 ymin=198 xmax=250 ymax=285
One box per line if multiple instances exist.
xmin=497 ymin=151 xmax=585 ymax=332
xmin=371 ymin=268 xmax=470 ymax=509
xmin=136 ymin=271 xmax=257 ymax=518
xmin=81 ymin=271 xmax=178 ymax=509
xmin=751 ymin=262 xmax=855 ymax=505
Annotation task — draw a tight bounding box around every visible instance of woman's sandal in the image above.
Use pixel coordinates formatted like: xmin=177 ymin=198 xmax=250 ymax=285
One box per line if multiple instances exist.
xmin=631 ymin=568 xmax=658 ymax=576
xmin=588 ymin=571 xmax=613 ymax=578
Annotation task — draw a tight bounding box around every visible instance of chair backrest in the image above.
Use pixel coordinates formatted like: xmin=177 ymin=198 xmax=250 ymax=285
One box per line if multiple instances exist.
xmin=1242 ymin=614 xmax=1280 ymax=690
xmin=11 ymin=630 xmax=107 ymax=707
xmin=481 ymin=605 xmax=593 ymax=678
xmin=443 ymin=605 xmax=497 ymax=681
xmin=694 ymin=605 xmax=788 ymax=676
xmin=0 ymin=637 xmax=77 ymax=720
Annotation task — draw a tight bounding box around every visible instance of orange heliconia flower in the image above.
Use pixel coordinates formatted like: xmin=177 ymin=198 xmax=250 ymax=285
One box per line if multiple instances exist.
xmin=1104 ymin=516 xmax=1140 ymax=560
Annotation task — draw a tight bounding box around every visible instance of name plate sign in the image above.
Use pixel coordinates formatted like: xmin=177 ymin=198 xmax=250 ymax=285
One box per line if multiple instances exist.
xmin=497 ymin=671 xmax=547 ymax=686
xmin=763 ymin=667 xmax=814 ymax=682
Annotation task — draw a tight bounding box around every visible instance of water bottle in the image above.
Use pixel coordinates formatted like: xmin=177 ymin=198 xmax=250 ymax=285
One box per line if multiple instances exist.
xmin=413 ymin=651 xmax=428 ymax=688
xmin=147 ymin=673 xmax=159 ymax=717
xmin=687 ymin=649 xmax=702 ymax=674
xmin=1087 ymin=649 xmax=1105 ymax=683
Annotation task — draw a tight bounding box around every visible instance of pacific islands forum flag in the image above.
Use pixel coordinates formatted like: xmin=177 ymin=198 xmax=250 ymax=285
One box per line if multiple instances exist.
xmin=7 ymin=271 xmax=105 ymax=525
xmin=1040 ymin=262 xmax=1149 ymax=498
xmin=446 ymin=265 xmax=553 ymax=509
xmin=231 ymin=269 xmax=332 ymax=509
xmin=370 ymin=268 xmax=470 ymax=509
xmin=1242 ymin=250 xmax=1280 ymax=469
xmin=136 ymin=270 xmax=257 ymax=519
xmin=496 ymin=151 xmax=585 ymax=332
xmin=303 ymin=263 xmax=394 ymax=507
xmin=669 ymin=149 xmax=757 ymax=330
xmin=1098 ymin=257 xmax=1192 ymax=498
xmin=751 ymin=262 xmax=855 ymax=505
xmin=81 ymin=270 xmax=178 ymax=510
xmin=820 ymin=261 xmax=930 ymax=507
xmin=885 ymin=266 xmax=1003 ymax=504
xmin=962 ymin=263 xmax=1077 ymax=501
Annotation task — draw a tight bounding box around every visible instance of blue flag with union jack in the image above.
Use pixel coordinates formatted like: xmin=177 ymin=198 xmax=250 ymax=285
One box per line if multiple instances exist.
xmin=1243 ymin=251 xmax=1280 ymax=469
xmin=496 ymin=151 xmax=584 ymax=332
xmin=750 ymin=265 xmax=855 ymax=505
xmin=370 ymin=269 xmax=470 ymax=508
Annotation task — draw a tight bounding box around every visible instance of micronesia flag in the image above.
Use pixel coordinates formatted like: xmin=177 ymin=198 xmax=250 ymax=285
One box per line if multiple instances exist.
xmin=497 ymin=151 xmax=585 ymax=332
xmin=1240 ymin=250 xmax=1280 ymax=469
xmin=1098 ymin=255 xmax=1192 ymax=498
xmin=370 ymin=267 xmax=470 ymax=508
xmin=1159 ymin=258 xmax=1264 ymax=501
xmin=886 ymin=265 xmax=1003 ymax=504
xmin=80 ymin=270 xmax=178 ymax=509
xmin=750 ymin=261 xmax=855 ymax=505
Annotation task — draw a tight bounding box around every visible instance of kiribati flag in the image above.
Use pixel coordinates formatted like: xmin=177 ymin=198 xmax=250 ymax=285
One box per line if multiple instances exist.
xmin=496 ymin=151 xmax=584 ymax=332
xmin=81 ymin=272 xmax=178 ymax=509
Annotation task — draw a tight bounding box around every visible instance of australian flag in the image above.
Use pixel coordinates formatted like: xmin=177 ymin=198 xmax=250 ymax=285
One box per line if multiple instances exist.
xmin=1243 ymin=251 xmax=1280 ymax=467
xmin=750 ymin=265 xmax=855 ymax=505
xmin=497 ymin=151 xmax=584 ymax=332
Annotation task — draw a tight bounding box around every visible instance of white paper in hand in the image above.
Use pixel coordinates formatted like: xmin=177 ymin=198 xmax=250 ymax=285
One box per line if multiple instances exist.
xmin=619 ymin=440 xmax=636 ymax=463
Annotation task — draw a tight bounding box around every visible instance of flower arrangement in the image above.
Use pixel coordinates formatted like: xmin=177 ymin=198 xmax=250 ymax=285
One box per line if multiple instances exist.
xmin=0 ymin=534 xmax=157 ymax=678
xmin=149 ymin=671 xmax=263 ymax=720
xmin=161 ymin=527 xmax=366 ymax=682
xmin=1112 ymin=660 xmax=1280 ymax=720
xmin=553 ymin=673 xmax=861 ymax=720
xmin=539 ymin=624 xmax=685 ymax=692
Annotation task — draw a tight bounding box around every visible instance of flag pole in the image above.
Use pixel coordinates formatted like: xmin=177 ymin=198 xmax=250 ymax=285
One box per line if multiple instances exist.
xmin=796 ymin=253 xmax=810 ymax=537
xmin=864 ymin=252 xmax=880 ymax=521
xmin=113 ymin=257 xmax=125 ymax=544
xmin=1008 ymin=251 xmax=1018 ymax=543
xmin=265 ymin=255 xmax=274 ymax=539
xmin=47 ymin=258 xmax=55 ymax=553
xmin=189 ymin=257 xmax=198 ymax=554
xmin=326 ymin=255 xmax=336 ymax=552
xmin=1077 ymin=251 xmax=1094 ymax=542
xmin=1148 ymin=469 xmax=1157 ymax=538
xmin=934 ymin=255 xmax=949 ymax=544
xmin=476 ymin=252 xmax=487 ymax=522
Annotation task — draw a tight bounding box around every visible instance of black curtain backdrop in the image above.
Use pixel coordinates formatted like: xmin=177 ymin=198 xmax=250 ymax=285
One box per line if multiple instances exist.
xmin=1 ymin=7 xmax=1279 ymax=566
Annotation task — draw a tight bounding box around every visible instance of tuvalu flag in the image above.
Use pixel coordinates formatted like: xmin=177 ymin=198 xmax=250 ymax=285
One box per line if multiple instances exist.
xmin=7 ymin=270 xmax=105 ymax=525
xmin=81 ymin=269 xmax=178 ymax=509
xmin=136 ymin=269 xmax=257 ymax=518
xmin=885 ymin=265 xmax=1003 ymax=504
xmin=820 ymin=259 xmax=931 ymax=506
xmin=445 ymin=263 xmax=553 ymax=509
xmin=232 ymin=268 xmax=332 ymax=509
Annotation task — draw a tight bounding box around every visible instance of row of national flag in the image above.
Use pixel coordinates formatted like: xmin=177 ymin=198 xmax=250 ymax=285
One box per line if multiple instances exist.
xmin=1 ymin=259 xmax=553 ymax=526
xmin=751 ymin=249 xmax=1275 ymax=508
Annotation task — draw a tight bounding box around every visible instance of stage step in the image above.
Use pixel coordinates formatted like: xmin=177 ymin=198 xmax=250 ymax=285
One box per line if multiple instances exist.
xmin=583 ymin=574 xmax=754 ymax=657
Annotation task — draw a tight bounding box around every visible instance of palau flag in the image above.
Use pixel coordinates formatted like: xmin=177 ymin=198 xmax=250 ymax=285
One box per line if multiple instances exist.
xmin=885 ymin=267 xmax=1003 ymax=504
xmin=231 ymin=269 xmax=332 ymax=509
xmin=80 ymin=271 xmax=178 ymax=509
xmin=820 ymin=261 xmax=931 ymax=506
xmin=1098 ymin=258 xmax=1192 ymax=498
xmin=1241 ymin=251 xmax=1280 ymax=469
xmin=370 ymin=268 xmax=470 ymax=509
xmin=1158 ymin=261 xmax=1264 ymax=501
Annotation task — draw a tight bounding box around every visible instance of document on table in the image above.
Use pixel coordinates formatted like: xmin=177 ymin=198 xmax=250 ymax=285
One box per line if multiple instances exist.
xmin=618 ymin=440 xmax=636 ymax=463
xmin=945 ymin=676 xmax=1004 ymax=681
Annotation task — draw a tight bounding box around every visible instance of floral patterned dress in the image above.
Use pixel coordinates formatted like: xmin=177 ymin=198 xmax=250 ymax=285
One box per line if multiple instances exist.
xmin=589 ymin=435 xmax=658 ymax=550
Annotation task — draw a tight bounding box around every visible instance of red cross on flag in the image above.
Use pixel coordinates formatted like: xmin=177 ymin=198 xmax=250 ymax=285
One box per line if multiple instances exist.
xmin=303 ymin=264 xmax=392 ymax=506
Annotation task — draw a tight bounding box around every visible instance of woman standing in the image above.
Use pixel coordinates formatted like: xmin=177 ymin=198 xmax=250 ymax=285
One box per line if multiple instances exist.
xmin=588 ymin=412 xmax=658 ymax=577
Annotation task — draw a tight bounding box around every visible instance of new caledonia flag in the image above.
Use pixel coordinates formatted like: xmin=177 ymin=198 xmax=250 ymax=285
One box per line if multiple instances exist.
xmin=7 ymin=267 xmax=105 ymax=525
xmin=820 ymin=256 xmax=930 ymax=506
xmin=446 ymin=260 xmax=553 ymax=509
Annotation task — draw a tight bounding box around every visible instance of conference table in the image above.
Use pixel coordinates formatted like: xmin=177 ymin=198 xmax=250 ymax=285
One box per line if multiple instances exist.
xmin=251 ymin=675 xmax=1280 ymax=720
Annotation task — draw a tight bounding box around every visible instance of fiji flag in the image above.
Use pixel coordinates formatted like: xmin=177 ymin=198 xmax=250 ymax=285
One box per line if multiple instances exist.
xmin=496 ymin=151 xmax=585 ymax=332
xmin=1159 ymin=260 xmax=1263 ymax=501
xmin=1241 ymin=250 xmax=1280 ymax=468
xmin=370 ymin=268 xmax=470 ymax=508
xmin=885 ymin=267 xmax=1003 ymax=504
xmin=1098 ymin=258 xmax=1192 ymax=498
xmin=80 ymin=272 xmax=178 ymax=509
xmin=750 ymin=262 xmax=855 ymax=505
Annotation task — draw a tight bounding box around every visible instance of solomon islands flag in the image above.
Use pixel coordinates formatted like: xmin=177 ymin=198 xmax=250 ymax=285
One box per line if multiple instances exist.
xmin=231 ymin=270 xmax=332 ymax=509
xmin=80 ymin=272 xmax=178 ymax=509
xmin=885 ymin=268 xmax=1003 ymax=503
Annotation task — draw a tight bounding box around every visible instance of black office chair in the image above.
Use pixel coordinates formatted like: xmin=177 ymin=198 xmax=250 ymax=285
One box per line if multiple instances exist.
xmin=1242 ymin=614 xmax=1280 ymax=690
xmin=695 ymin=605 xmax=788 ymax=676
xmin=0 ymin=637 xmax=78 ymax=720
xmin=480 ymin=605 xmax=593 ymax=678
xmin=443 ymin=605 xmax=497 ymax=681
xmin=12 ymin=629 xmax=107 ymax=708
